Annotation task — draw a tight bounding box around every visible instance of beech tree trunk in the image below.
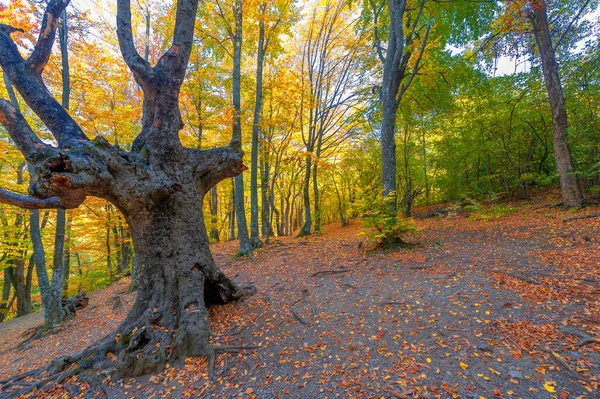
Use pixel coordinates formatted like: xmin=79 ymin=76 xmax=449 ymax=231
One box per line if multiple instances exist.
xmin=530 ymin=1 xmax=583 ymax=207
xmin=114 ymin=185 xmax=251 ymax=376
xmin=231 ymin=0 xmax=253 ymax=256
xmin=0 ymin=0 xmax=253 ymax=387
xmin=298 ymin=155 xmax=312 ymax=236
xmin=372 ymin=0 xmax=430 ymax=211
xmin=249 ymin=13 xmax=265 ymax=249
xmin=209 ymin=186 xmax=220 ymax=242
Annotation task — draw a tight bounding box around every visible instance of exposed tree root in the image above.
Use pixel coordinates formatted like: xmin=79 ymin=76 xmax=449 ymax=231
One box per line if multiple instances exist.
xmin=373 ymin=236 xmax=414 ymax=251
xmin=290 ymin=309 xmax=309 ymax=325
xmin=207 ymin=344 xmax=260 ymax=381
xmin=0 ymin=284 xmax=257 ymax=398
xmin=538 ymin=347 xmax=593 ymax=383
xmin=559 ymin=326 xmax=600 ymax=347
xmin=490 ymin=270 xmax=543 ymax=285
xmin=250 ymin=236 xmax=263 ymax=249
xmin=311 ymin=268 xmax=350 ymax=277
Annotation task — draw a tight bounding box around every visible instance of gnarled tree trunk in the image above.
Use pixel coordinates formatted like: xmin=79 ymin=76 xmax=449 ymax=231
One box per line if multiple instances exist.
xmin=0 ymin=0 xmax=254 ymax=394
xmin=112 ymin=182 xmax=252 ymax=377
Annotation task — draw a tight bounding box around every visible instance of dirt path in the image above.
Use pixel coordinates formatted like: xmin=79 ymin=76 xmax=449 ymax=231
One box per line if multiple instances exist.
xmin=1 ymin=201 xmax=598 ymax=398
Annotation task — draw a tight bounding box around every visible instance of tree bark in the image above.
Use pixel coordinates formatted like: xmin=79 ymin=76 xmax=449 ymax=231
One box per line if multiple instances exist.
xmin=209 ymin=186 xmax=220 ymax=242
xmin=529 ymin=0 xmax=583 ymax=207
xmin=14 ymin=257 xmax=32 ymax=317
xmin=261 ymin=158 xmax=272 ymax=241
xmin=249 ymin=12 xmax=266 ymax=249
xmin=373 ymin=0 xmax=430 ymax=211
xmin=30 ymin=204 xmax=51 ymax=321
xmin=57 ymin=8 xmax=70 ymax=297
xmin=231 ymin=0 xmax=252 ymax=255
xmin=298 ymin=155 xmax=312 ymax=236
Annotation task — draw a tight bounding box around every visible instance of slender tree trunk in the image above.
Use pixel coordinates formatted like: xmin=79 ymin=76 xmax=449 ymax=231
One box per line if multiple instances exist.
xmin=75 ymin=252 xmax=83 ymax=293
xmin=298 ymin=156 xmax=312 ymax=236
xmin=250 ymin=15 xmax=266 ymax=249
xmin=209 ymin=186 xmax=220 ymax=242
xmin=14 ymin=257 xmax=32 ymax=317
xmin=229 ymin=181 xmax=236 ymax=241
xmin=0 ymin=268 xmax=13 ymax=322
xmin=530 ymin=1 xmax=583 ymax=207
xmin=282 ymin=196 xmax=288 ymax=236
xmin=312 ymin=162 xmax=321 ymax=233
xmin=119 ymin=222 xmax=131 ymax=275
xmin=260 ymin=159 xmax=271 ymax=242
xmin=62 ymin=213 xmax=71 ymax=294
xmin=54 ymin=8 xmax=70 ymax=300
xmin=49 ymin=206 xmax=69 ymax=322
xmin=30 ymin=205 xmax=51 ymax=321
xmin=231 ymin=0 xmax=252 ymax=255
xmin=106 ymin=206 xmax=114 ymax=280
xmin=130 ymin=253 xmax=138 ymax=291
xmin=144 ymin=4 xmax=150 ymax=62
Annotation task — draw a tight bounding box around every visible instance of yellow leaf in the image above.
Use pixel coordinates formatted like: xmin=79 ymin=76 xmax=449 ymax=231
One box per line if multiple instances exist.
xmin=543 ymin=381 xmax=556 ymax=393
xmin=426 ymin=358 xmax=432 ymax=363
xmin=459 ymin=362 xmax=469 ymax=369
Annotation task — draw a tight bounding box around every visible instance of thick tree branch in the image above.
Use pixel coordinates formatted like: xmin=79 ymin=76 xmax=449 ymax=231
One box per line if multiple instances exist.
xmin=27 ymin=0 xmax=70 ymax=75
xmin=116 ymin=0 xmax=155 ymax=87
xmin=0 ymin=188 xmax=63 ymax=209
xmin=155 ymin=0 xmax=200 ymax=81
xmin=0 ymin=13 xmax=88 ymax=145
xmin=0 ymin=99 xmax=57 ymax=163
xmin=193 ymin=146 xmax=247 ymax=192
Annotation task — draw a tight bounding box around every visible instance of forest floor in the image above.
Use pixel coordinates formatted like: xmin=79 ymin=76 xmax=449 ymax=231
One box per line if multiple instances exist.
xmin=1 ymin=190 xmax=599 ymax=399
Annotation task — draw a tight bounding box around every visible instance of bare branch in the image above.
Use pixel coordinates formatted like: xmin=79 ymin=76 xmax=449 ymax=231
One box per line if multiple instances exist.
xmin=555 ymin=0 xmax=591 ymax=49
xmin=116 ymin=0 xmax=155 ymax=87
xmin=0 ymin=8 xmax=88 ymax=145
xmin=214 ymin=0 xmax=235 ymax=40
xmin=399 ymin=24 xmax=431 ymax=99
xmin=0 ymin=188 xmax=63 ymax=209
xmin=0 ymin=99 xmax=57 ymax=163
xmin=27 ymin=0 xmax=70 ymax=75
xmin=369 ymin=0 xmax=386 ymax=63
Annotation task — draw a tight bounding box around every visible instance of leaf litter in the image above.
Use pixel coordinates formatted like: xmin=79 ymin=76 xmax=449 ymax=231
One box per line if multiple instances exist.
xmin=0 ymin=192 xmax=598 ymax=398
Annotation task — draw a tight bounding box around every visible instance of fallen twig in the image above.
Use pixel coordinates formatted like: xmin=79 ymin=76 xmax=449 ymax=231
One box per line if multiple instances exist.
xmin=311 ymin=268 xmax=350 ymax=277
xmin=290 ymin=309 xmax=309 ymax=325
xmin=490 ymin=270 xmax=542 ymax=285
xmin=563 ymin=212 xmax=600 ymax=222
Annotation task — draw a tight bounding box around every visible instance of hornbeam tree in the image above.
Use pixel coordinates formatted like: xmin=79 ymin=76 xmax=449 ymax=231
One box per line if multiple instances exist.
xmin=0 ymin=0 xmax=254 ymax=393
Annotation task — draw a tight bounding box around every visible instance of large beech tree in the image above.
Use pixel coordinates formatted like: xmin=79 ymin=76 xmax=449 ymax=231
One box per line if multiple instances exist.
xmin=0 ymin=0 xmax=254 ymax=393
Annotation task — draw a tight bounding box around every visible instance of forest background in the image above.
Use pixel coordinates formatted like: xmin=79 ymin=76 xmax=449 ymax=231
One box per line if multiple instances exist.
xmin=0 ymin=0 xmax=598 ymax=322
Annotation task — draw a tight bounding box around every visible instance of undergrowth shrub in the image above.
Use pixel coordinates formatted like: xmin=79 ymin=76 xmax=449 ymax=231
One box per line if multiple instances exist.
xmin=355 ymin=189 xmax=417 ymax=248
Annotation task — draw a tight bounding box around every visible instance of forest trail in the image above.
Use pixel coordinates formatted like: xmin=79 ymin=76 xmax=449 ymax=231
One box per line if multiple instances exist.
xmin=1 ymin=193 xmax=599 ymax=398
